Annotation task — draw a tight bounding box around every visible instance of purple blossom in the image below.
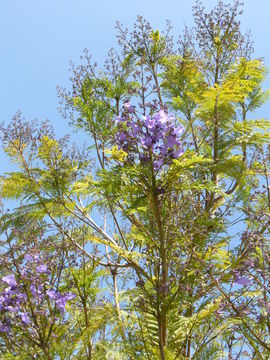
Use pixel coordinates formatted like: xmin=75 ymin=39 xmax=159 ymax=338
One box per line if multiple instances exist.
xmin=0 ymin=253 xmax=74 ymax=333
xmin=173 ymin=147 xmax=184 ymax=159
xmin=123 ymin=101 xmax=135 ymax=113
xmin=144 ymin=118 xmax=156 ymax=131
xmin=20 ymin=312 xmax=30 ymax=325
xmin=141 ymin=136 xmax=153 ymax=147
xmin=5 ymin=288 xmax=20 ymax=296
xmin=64 ymin=293 xmax=76 ymax=301
xmin=0 ymin=295 xmax=8 ymax=307
xmin=24 ymin=254 xmax=34 ymax=261
xmin=142 ymin=115 xmax=152 ymax=126
xmin=167 ymin=135 xmax=180 ymax=148
xmin=159 ymin=145 xmax=168 ymax=155
xmin=17 ymin=292 xmax=27 ymax=301
xmin=118 ymin=132 xmax=127 ymax=142
xmin=6 ymin=306 xmax=19 ymax=312
xmin=172 ymin=126 xmax=184 ymax=137
xmin=2 ymin=275 xmax=17 ymax=288
xmin=36 ymin=264 xmax=49 ymax=274
xmin=47 ymin=289 xmax=58 ymax=300
xmin=114 ymin=107 xmax=184 ymax=170
xmin=154 ymin=158 xmax=164 ymax=171
xmin=154 ymin=110 xmax=171 ymax=125
xmin=115 ymin=116 xmax=126 ymax=124
xmin=0 ymin=323 xmax=11 ymax=333
xmin=234 ymin=277 xmax=251 ymax=286
xmin=56 ymin=293 xmax=76 ymax=313
xmin=30 ymin=284 xmax=43 ymax=297
xmin=56 ymin=298 xmax=66 ymax=313
xmin=131 ymin=123 xmax=140 ymax=136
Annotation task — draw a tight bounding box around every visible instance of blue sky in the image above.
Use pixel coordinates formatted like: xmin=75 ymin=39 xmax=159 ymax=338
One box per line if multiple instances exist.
xmin=0 ymin=0 xmax=269 ymax=171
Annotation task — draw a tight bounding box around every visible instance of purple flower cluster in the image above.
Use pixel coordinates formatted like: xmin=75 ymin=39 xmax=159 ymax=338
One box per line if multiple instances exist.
xmin=115 ymin=104 xmax=184 ymax=170
xmin=0 ymin=275 xmax=28 ymax=333
xmin=0 ymin=253 xmax=75 ymax=334
xmin=46 ymin=289 xmax=76 ymax=313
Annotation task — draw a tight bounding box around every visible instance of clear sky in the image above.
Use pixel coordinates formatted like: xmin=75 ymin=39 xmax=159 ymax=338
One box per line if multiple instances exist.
xmin=0 ymin=0 xmax=269 ymax=171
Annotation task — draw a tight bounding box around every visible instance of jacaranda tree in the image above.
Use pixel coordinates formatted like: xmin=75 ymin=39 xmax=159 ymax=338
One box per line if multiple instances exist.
xmin=0 ymin=1 xmax=269 ymax=358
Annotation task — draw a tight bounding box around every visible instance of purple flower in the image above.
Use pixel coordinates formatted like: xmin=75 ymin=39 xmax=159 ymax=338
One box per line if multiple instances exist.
xmin=0 ymin=323 xmax=11 ymax=333
xmin=24 ymin=254 xmax=34 ymax=261
xmin=0 ymin=295 xmax=8 ymax=306
xmin=114 ymin=108 xmax=185 ymax=167
xmin=131 ymin=123 xmax=140 ymax=136
xmin=6 ymin=306 xmax=19 ymax=312
xmin=20 ymin=312 xmax=30 ymax=325
xmin=115 ymin=116 xmax=126 ymax=124
xmin=123 ymin=102 xmax=135 ymax=113
xmin=173 ymin=147 xmax=184 ymax=159
xmin=172 ymin=126 xmax=184 ymax=137
xmin=141 ymin=136 xmax=153 ymax=147
xmin=17 ymin=292 xmax=27 ymax=301
xmin=56 ymin=298 xmax=66 ymax=313
xmin=234 ymin=277 xmax=251 ymax=286
xmin=159 ymin=145 xmax=168 ymax=155
xmin=36 ymin=264 xmax=48 ymax=273
xmin=30 ymin=284 xmax=42 ymax=297
xmin=145 ymin=118 xmax=156 ymax=131
xmin=142 ymin=115 xmax=152 ymax=126
xmin=167 ymin=135 xmax=180 ymax=148
xmin=64 ymin=293 xmax=76 ymax=301
xmin=46 ymin=289 xmax=58 ymax=300
xmin=5 ymin=288 xmax=19 ymax=296
xmin=118 ymin=132 xmax=127 ymax=142
xmin=56 ymin=293 xmax=76 ymax=313
xmin=154 ymin=110 xmax=170 ymax=125
xmin=2 ymin=275 xmax=17 ymax=288
xmin=153 ymin=158 xmax=164 ymax=171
